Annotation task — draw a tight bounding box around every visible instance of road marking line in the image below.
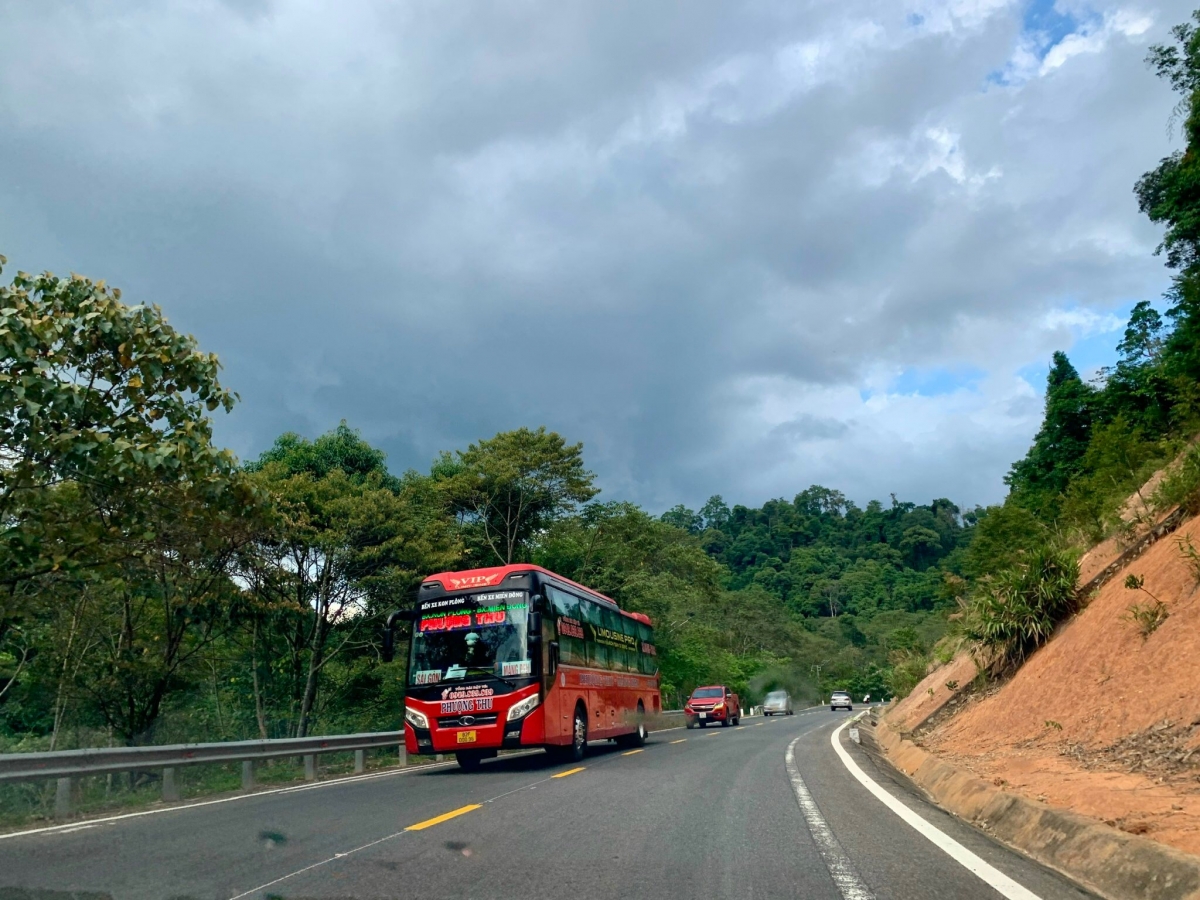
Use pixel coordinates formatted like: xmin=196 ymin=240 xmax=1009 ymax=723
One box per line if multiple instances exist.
xmin=229 ymin=827 xmax=410 ymax=899
xmin=670 ymin=739 xmax=687 ymax=744
xmin=0 ymin=755 xmax=478 ymax=842
xmin=622 ymin=748 xmax=644 ymax=756
xmin=405 ymin=804 xmax=481 ymax=831
xmin=785 ymin=736 xmax=875 ymax=900
xmin=228 ymin=751 xmax=632 ymax=899
xmin=829 ymin=721 xmax=1043 ymax=900
xmin=552 ymin=766 xmax=586 ymax=778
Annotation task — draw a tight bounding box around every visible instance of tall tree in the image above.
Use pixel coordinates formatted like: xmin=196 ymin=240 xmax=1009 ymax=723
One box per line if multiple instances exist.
xmin=439 ymin=427 xmax=598 ymax=565
xmin=1136 ymin=12 xmax=1200 ymax=271
xmin=248 ymin=426 xmax=457 ymax=736
xmin=1006 ymin=352 xmax=1096 ymax=512
xmin=0 ymin=258 xmax=238 ymax=595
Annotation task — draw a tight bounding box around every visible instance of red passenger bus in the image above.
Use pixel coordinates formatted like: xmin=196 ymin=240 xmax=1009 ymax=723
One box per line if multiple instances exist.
xmin=383 ymin=564 xmax=661 ymax=770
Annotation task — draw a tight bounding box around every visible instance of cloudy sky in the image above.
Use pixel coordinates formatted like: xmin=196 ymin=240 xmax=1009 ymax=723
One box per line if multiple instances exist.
xmin=0 ymin=0 xmax=1190 ymax=512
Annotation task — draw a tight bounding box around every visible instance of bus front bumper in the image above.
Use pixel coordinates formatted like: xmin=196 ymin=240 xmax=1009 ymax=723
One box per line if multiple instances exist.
xmin=405 ymin=705 xmax=545 ymax=755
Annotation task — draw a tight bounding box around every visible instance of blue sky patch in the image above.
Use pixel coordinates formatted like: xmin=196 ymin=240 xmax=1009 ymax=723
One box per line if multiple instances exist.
xmin=1022 ymin=0 xmax=1082 ymax=49
xmin=1017 ymin=299 xmax=1170 ymax=392
xmin=890 ymin=365 xmax=985 ymax=397
xmin=988 ymin=0 xmax=1102 ymax=85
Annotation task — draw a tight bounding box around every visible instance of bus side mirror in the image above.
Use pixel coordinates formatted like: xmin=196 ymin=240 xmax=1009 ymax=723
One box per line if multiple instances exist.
xmin=382 ymin=627 xmax=395 ymax=663
xmin=528 ymin=610 xmax=542 ymax=639
xmin=381 ymin=609 xmax=414 ymax=663
xmin=548 ymin=640 xmax=559 ymax=675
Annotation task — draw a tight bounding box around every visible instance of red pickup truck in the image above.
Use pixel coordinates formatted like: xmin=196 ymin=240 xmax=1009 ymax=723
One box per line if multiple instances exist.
xmin=684 ymin=685 xmax=740 ymax=728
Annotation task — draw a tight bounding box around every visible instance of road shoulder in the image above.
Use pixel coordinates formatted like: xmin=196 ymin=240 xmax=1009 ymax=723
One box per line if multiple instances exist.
xmin=863 ymin=713 xmax=1200 ymax=900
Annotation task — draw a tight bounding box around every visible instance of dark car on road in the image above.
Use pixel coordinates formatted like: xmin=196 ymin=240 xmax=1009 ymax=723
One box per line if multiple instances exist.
xmin=685 ymin=685 xmax=740 ymax=728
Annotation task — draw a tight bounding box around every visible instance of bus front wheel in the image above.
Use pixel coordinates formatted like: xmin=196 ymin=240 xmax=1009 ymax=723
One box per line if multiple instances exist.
xmin=456 ymin=752 xmax=482 ymax=772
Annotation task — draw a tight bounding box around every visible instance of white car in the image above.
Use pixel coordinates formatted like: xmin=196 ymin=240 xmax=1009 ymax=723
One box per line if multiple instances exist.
xmin=829 ymin=691 xmax=853 ymax=712
xmin=763 ymin=690 xmax=793 ymax=716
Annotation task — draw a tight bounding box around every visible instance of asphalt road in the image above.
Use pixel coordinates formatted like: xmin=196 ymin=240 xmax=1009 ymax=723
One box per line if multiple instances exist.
xmin=0 ymin=710 xmax=1099 ymax=900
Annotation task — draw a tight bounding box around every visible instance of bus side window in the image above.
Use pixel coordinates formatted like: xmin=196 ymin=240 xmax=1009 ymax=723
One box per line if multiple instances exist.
xmin=548 ymin=585 xmax=586 ymax=667
xmin=636 ymin=622 xmax=655 ymax=674
xmin=601 ymin=607 xmax=630 ymax=673
xmin=580 ymin=597 xmax=609 ymax=670
xmin=617 ymin=612 xmax=639 ymax=673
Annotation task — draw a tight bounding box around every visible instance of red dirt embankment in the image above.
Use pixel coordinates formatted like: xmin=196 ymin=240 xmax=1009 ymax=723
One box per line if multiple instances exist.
xmin=918 ymin=513 xmax=1200 ymax=855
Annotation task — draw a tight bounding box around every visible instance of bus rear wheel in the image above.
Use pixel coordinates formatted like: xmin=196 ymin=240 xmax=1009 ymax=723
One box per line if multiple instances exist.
xmin=617 ymin=703 xmax=647 ymax=748
xmin=568 ymin=705 xmax=588 ymax=762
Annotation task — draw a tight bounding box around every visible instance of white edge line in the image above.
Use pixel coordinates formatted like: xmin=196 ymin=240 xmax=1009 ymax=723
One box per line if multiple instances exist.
xmin=829 ymin=720 xmax=1044 ymax=900
xmin=785 ymin=735 xmax=876 ymax=900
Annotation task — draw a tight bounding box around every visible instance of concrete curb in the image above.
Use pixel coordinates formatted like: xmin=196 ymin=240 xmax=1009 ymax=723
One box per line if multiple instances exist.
xmin=868 ymin=718 xmax=1200 ymax=900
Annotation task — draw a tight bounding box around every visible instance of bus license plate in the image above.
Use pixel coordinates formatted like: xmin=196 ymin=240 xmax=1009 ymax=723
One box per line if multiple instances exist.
xmin=698 ymin=712 xmax=706 ymax=719
xmin=457 ymin=731 xmax=477 ymax=744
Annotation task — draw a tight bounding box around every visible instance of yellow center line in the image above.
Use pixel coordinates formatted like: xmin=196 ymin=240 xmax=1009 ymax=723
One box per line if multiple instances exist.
xmin=670 ymin=739 xmax=687 ymax=744
xmin=552 ymin=766 xmax=586 ymax=778
xmin=405 ymin=804 xmax=481 ymax=831
xmin=707 ymin=732 xmax=720 ymax=736
xmin=622 ymin=748 xmax=644 ymax=756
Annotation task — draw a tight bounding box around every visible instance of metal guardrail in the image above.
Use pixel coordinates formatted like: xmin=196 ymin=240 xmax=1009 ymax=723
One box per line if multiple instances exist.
xmin=1 ymin=731 xmax=406 ymax=818
xmin=4 ymin=705 xmax=791 ymax=819
xmin=3 ymin=714 xmax=690 ymax=819
xmin=0 ymin=731 xmax=404 ymax=783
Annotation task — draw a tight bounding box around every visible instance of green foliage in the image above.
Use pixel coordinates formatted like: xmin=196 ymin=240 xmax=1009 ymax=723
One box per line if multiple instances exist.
xmin=963 ymin=547 xmax=1080 ymax=673
xmin=959 ymin=503 xmax=1045 ymax=577
xmin=885 ymin=650 xmax=929 ymax=700
xmin=0 ymin=258 xmax=240 ymax=592
xmin=1006 ymin=352 xmax=1097 ymax=516
xmin=1124 ymin=599 xmax=1170 ymax=639
xmin=437 ymin=426 xmax=598 ymax=565
xmin=245 ymin=422 xmax=394 ymax=485
xmin=1122 ymin=573 xmax=1169 ymax=640
xmin=246 ymin=427 xmax=459 ymax=736
xmin=1136 ymin=12 xmax=1200 ymax=271
xmin=1153 ymin=443 xmax=1200 ymax=514
xmin=1177 ymin=534 xmax=1200 ymax=583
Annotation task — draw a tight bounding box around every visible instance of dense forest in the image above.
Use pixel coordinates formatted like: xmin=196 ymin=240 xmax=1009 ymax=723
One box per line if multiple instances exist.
xmin=6 ymin=11 xmax=1200 ymax=768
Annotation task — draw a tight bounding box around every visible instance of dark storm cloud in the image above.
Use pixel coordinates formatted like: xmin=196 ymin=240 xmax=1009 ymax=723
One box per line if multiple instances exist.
xmin=0 ymin=0 xmax=1188 ymax=511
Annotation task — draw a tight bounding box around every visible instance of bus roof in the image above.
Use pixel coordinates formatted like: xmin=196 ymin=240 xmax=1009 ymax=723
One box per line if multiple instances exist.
xmin=420 ymin=564 xmax=652 ymax=627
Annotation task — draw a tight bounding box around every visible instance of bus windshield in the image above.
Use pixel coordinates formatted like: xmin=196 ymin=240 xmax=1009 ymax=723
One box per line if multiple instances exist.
xmin=408 ymin=590 xmax=531 ymax=685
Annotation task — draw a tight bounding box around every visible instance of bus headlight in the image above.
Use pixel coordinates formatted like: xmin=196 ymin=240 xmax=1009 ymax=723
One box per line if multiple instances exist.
xmin=405 ymin=706 xmax=429 ymax=730
xmin=506 ymin=693 xmax=541 ymax=722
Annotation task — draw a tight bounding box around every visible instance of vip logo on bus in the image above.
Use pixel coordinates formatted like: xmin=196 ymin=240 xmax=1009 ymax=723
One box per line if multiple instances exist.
xmin=447 ymin=573 xmax=504 ymax=589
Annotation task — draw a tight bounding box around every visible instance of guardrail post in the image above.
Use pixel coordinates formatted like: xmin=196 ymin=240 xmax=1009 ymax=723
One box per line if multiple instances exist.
xmin=162 ymin=767 xmax=179 ymax=802
xmin=241 ymin=760 xmax=254 ymax=791
xmin=54 ymin=777 xmax=72 ymax=818
xmin=354 ymin=749 xmax=365 ymax=774
xmin=304 ymin=754 xmax=317 ymax=781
